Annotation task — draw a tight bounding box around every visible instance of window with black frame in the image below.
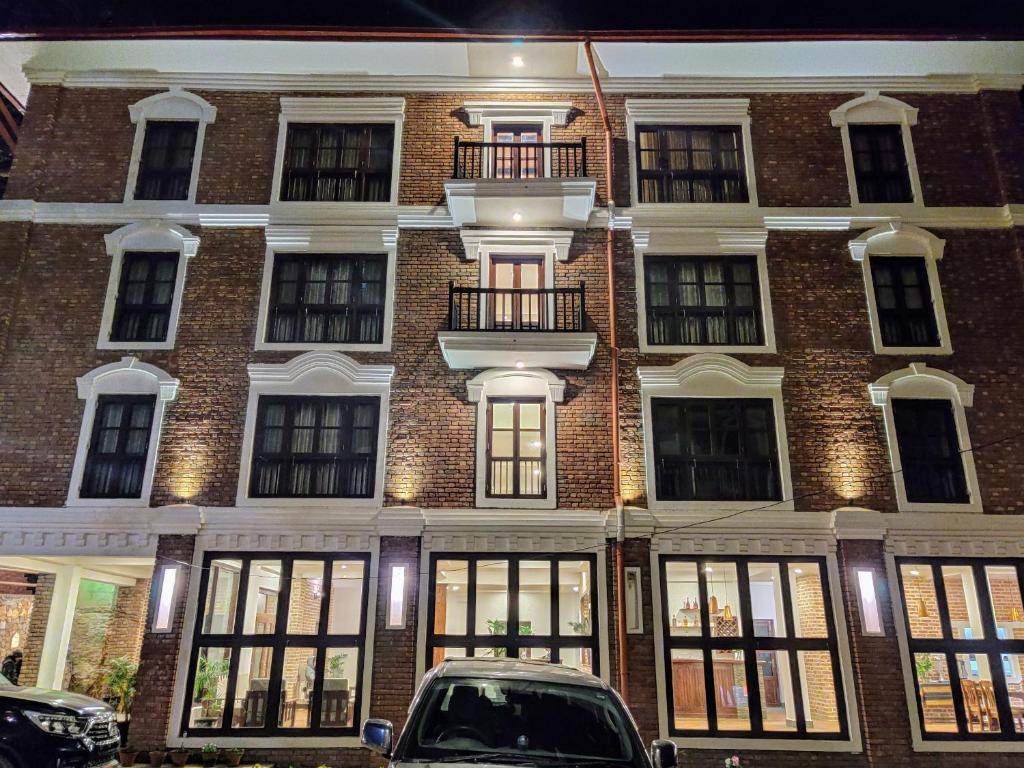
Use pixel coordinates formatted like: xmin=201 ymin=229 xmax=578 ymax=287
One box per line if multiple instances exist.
xmin=183 ymin=552 xmax=369 ymax=736
xmin=870 ymin=256 xmax=939 ymax=348
xmin=644 ymin=255 xmax=762 ymax=347
xmin=849 ymin=124 xmax=913 ymax=204
xmin=427 ymin=554 xmax=598 ymax=674
xmin=485 ymin=398 xmax=545 ymax=499
xmin=896 ymin=559 xmax=1024 ymax=739
xmin=279 ymin=123 xmax=394 ymax=202
xmin=110 ymin=252 xmax=179 ymax=343
xmin=80 ymin=394 xmax=156 ymax=499
xmin=249 ymin=396 xmax=379 ymax=499
xmin=134 ymin=120 xmax=199 ymax=201
xmin=266 ymin=254 xmax=386 ymax=345
xmin=635 ymin=125 xmax=748 ymax=204
xmin=651 ymin=398 xmax=780 ymax=502
xmin=659 ymin=557 xmax=847 ymax=739
xmin=892 ymin=399 xmax=969 ymax=504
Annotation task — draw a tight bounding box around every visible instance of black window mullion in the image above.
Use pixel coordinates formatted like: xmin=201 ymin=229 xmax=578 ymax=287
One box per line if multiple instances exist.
xmin=263 ymin=558 xmax=294 ymax=731
xmin=308 ymin=646 xmax=327 ymax=731
xmin=466 ymin=560 xmax=478 ymax=648
xmin=696 ymin=562 xmax=719 ymax=731
xmin=549 ymin=559 xmax=560 ymax=665
xmin=736 ymin=562 xmax=763 ymax=733
xmin=972 ymin=562 xmax=1014 ymax=736
xmin=776 ymin=558 xmax=807 ymax=733
xmin=931 ymin=563 xmax=970 ymax=735
xmin=507 ymin=558 xmax=521 ymax=659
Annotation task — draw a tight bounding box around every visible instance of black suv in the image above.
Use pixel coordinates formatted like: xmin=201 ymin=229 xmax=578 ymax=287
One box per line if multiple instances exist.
xmin=0 ymin=672 xmax=119 ymax=768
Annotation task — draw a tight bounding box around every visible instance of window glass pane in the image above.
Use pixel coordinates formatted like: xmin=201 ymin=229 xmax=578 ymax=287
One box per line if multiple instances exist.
xmin=665 ymin=562 xmax=702 ymax=637
xmin=476 ymin=560 xmax=509 ymax=636
xmin=473 ymin=647 xmax=505 ymax=659
xmin=431 ymin=647 xmax=467 ymax=668
xmin=705 ymin=563 xmax=742 ymax=638
xmin=243 ymin=560 xmax=282 ymax=634
xmin=287 ymin=561 xmax=324 ymax=634
xmin=231 ymin=647 xmax=272 ymax=729
xmin=519 ymin=647 xmax=551 ymax=663
xmin=901 ymin=565 xmax=942 ymax=638
xmin=759 ymin=650 xmax=795 ymax=732
xmin=987 ymin=565 xmax=1024 ymax=640
xmin=518 ymin=561 xmax=551 ymax=636
xmin=956 ymin=653 xmax=1000 ymax=733
xmin=915 ymin=652 xmax=955 ymax=733
xmin=559 ymin=561 xmax=592 ymax=636
xmin=279 ymin=647 xmax=317 ymax=728
xmin=559 ymin=647 xmax=593 ymax=674
xmin=202 ymin=560 xmax=240 ymax=634
xmin=188 ymin=647 xmax=231 ymax=729
xmin=434 ymin=560 xmax=468 ymax=635
xmin=798 ymin=651 xmax=841 ymax=733
xmin=1003 ymin=654 xmax=1024 ymax=732
xmin=327 ymin=560 xmax=365 ymax=634
xmin=789 ymin=563 xmax=829 ymax=639
xmin=713 ymin=649 xmax=750 ymax=730
xmin=748 ymin=562 xmax=786 ymax=638
xmin=942 ymin=565 xmax=985 ymax=639
xmin=322 ymin=648 xmax=359 ymax=728
xmin=669 ymin=649 xmax=708 ymax=730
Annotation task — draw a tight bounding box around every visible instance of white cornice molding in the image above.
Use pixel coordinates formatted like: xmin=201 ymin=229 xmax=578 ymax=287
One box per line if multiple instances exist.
xmin=630 ymin=227 xmax=768 ymax=251
xmin=129 ymin=89 xmax=216 ymax=124
xmin=830 ymin=91 xmax=919 ymax=127
xmin=465 ymin=367 xmax=565 ymax=403
xmin=848 ymin=221 xmax=945 ymax=262
xmin=76 ymin=356 xmax=180 ymax=401
xmin=459 ymin=229 xmax=574 ymax=261
xmin=463 ymin=100 xmax=573 ymax=126
xmin=264 ymin=224 xmax=398 ymax=250
xmin=279 ymin=96 xmax=406 ymax=121
xmin=626 ymin=97 xmax=750 ymax=121
xmin=247 ymin=351 xmax=395 ymax=387
xmin=638 ymin=353 xmax=784 ymax=389
xmin=868 ymin=362 xmax=974 ymax=408
xmin=104 ymin=220 xmax=200 ymax=258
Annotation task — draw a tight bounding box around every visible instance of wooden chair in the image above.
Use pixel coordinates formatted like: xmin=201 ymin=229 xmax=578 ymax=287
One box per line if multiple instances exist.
xmin=961 ymin=680 xmax=983 ymax=731
xmin=979 ymin=680 xmax=1001 ymax=732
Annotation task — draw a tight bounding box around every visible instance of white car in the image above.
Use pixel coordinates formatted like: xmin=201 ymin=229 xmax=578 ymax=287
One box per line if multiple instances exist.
xmin=361 ymin=658 xmax=677 ymax=768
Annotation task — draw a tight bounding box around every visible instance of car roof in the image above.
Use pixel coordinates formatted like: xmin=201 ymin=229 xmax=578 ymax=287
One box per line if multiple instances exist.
xmin=431 ymin=657 xmax=607 ymax=689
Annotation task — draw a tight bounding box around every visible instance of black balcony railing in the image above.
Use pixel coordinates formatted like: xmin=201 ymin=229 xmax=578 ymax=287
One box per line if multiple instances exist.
xmin=452 ymin=137 xmax=587 ymax=179
xmin=447 ymin=283 xmax=586 ymax=332
xmin=654 ymin=457 xmax=780 ymax=502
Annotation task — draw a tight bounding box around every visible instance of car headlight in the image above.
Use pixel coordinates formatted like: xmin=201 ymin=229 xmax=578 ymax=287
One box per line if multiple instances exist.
xmin=24 ymin=711 xmax=90 ymax=737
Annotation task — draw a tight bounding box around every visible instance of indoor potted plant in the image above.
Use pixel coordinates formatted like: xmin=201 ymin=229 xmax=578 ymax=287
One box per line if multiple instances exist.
xmin=148 ymin=747 xmax=167 ymax=766
xmin=201 ymin=742 xmax=220 ymax=766
xmin=117 ymin=746 xmax=140 ymax=766
xmin=169 ymin=748 xmax=191 ymax=767
xmin=105 ymin=656 xmax=139 ymax=747
xmin=223 ymin=747 xmax=245 ymax=766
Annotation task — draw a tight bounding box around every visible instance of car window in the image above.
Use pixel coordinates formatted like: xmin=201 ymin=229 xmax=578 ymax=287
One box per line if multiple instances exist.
xmin=403 ymin=676 xmax=638 ymax=765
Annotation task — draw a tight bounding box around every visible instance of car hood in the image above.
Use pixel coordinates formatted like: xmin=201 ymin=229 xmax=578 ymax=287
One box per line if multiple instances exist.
xmin=0 ymin=686 xmax=113 ymax=716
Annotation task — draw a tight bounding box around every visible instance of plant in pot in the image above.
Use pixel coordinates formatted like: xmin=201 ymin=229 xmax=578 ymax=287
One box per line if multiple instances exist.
xmin=148 ymin=747 xmax=167 ymax=766
xmin=223 ymin=747 xmax=245 ymax=767
xmin=201 ymin=742 xmax=220 ymax=766
xmin=193 ymin=655 xmax=230 ymax=721
xmin=169 ymin=748 xmax=191 ymax=767
xmin=105 ymin=656 xmax=139 ymax=746
xmin=117 ymin=746 xmax=140 ymax=766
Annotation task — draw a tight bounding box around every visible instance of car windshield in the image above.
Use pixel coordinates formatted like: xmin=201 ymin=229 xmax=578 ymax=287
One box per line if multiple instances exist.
xmin=403 ymin=676 xmax=639 ymax=766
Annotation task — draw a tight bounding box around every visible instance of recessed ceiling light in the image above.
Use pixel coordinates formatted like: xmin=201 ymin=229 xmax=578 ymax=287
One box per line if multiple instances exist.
xmin=515 ymin=360 xmax=525 ymax=369
xmin=910 ymin=570 xmax=920 ymax=577
xmin=512 ymin=211 xmax=523 ymax=222
xmin=512 ymin=56 xmax=525 ymax=68
xmin=452 ymin=585 xmax=460 ymax=591
xmin=794 ymin=568 xmax=803 ymax=574
xmin=704 ymin=566 xmax=713 ymax=573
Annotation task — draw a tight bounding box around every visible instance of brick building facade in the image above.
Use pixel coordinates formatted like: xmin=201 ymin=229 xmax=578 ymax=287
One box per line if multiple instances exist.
xmin=0 ymin=36 xmax=1023 ymax=767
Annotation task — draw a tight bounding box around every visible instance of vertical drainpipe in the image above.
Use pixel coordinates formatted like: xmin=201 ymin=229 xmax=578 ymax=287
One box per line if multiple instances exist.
xmin=583 ymin=40 xmax=629 ymax=705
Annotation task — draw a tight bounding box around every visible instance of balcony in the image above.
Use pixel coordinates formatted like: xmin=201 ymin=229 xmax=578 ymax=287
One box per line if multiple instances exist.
xmin=437 ymin=283 xmax=597 ymax=370
xmin=444 ymin=138 xmax=597 ymax=228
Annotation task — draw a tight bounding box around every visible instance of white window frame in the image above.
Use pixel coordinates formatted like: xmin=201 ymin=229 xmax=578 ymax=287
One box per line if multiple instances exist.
xmin=67 ymin=356 xmax=180 ymax=507
xmin=124 ymin=89 xmax=216 ymax=205
xmin=386 ymin=563 xmax=409 ymax=630
xmin=460 ymin=228 xmax=572 ymax=291
xmin=829 ymin=91 xmax=923 ymax=208
xmin=632 ymin=227 xmax=776 ymax=354
xmin=462 ymin=101 xmax=573 ymax=180
xmin=848 ymin=223 xmax=951 ymax=356
xmin=625 ymin=98 xmax=759 ymax=209
xmin=151 ymin=563 xmax=181 ymax=633
xmin=236 ymin=351 xmax=394 ymax=509
xmin=270 ymin=97 xmax=405 ymax=207
xmin=869 ymin=363 xmax=981 ymax=513
xmin=97 ymin=221 xmax=200 ymax=351
xmin=467 ymin=368 xmax=563 ymax=510
xmin=624 ymin=566 xmax=644 ymax=634
xmin=255 ymin=226 xmax=398 ymax=352
xmin=638 ymin=353 xmax=793 ymax=513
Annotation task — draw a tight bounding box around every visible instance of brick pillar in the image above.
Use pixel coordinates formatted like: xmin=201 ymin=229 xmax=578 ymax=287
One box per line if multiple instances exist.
xmin=130 ymin=535 xmax=195 ymax=750
xmin=102 ymin=578 xmax=152 ymax=665
xmin=16 ymin=573 xmax=54 ymax=687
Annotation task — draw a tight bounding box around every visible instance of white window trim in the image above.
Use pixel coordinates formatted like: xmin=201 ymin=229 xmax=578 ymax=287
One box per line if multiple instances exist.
xmin=124 ymin=89 xmax=216 ymax=205
xmin=467 ymin=368 xmax=563 ymax=510
xmin=97 ymin=221 xmax=200 ymax=351
xmin=624 ymin=98 xmax=759 ymax=209
xmin=270 ymin=97 xmax=405 ymax=207
xmin=632 ymin=227 xmax=777 ymax=354
xmin=463 ymin=100 xmax=573 ymax=180
xmin=830 ymin=91 xmax=923 ymax=208
xmin=255 ymin=225 xmax=399 ymax=352
xmin=638 ymin=353 xmax=793 ymax=513
xmin=67 ymin=356 xmax=180 ymax=507
xmin=848 ymin=223 xmax=952 ymax=355
xmin=869 ymin=363 xmax=982 ymax=513
xmin=236 ymin=351 xmax=395 ymax=508
xmin=460 ymin=229 xmax=573 ymax=292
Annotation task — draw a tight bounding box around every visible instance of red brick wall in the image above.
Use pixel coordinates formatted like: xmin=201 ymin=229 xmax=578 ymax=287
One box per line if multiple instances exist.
xmin=17 ymin=573 xmax=53 ymax=687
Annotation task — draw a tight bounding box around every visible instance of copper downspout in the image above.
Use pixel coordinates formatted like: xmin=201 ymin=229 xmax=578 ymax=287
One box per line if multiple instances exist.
xmin=583 ymin=40 xmax=629 ymax=704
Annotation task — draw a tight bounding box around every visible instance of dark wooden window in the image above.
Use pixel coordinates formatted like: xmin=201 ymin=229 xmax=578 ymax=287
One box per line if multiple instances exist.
xmin=426 ymin=553 xmax=599 ymax=673
xmin=183 ymin=552 xmax=370 ymax=737
xmin=81 ymin=394 xmax=155 ymax=498
xmin=110 ymin=251 xmax=179 ymax=343
xmin=644 ymin=255 xmax=762 ymax=346
xmin=134 ymin=120 xmax=198 ymax=201
xmin=849 ymin=124 xmax=913 ymax=203
xmin=659 ymin=556 xmax=848 ymax=739
xmin=652 ymin=398 xmax=780 ymax=502
xmin=267 ymin=254 xmax=386 ymax=345
xmin=892 ymin=399 xmax=969 ymax=504
xmin=636 ymin=125 xmax=748 ymax=203
xmin=250 ymin=396 xmax=379 ymax=499
xmin=280 ymin=123 xmax=394 ymax=202
xmin=870 ymin=256 xmax=939 ymax=347
xmin=896 ymin=558 xmax=1024 ymax=741
xmin=486 ymin=398 xmax=545 ymax=499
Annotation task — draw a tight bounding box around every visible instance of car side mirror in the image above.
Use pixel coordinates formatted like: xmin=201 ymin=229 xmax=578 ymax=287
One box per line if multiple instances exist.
xmin=650 ymin=739 xmax=678 ymax=768
xmin=361 ymin=718 xmax=394 ymax=756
